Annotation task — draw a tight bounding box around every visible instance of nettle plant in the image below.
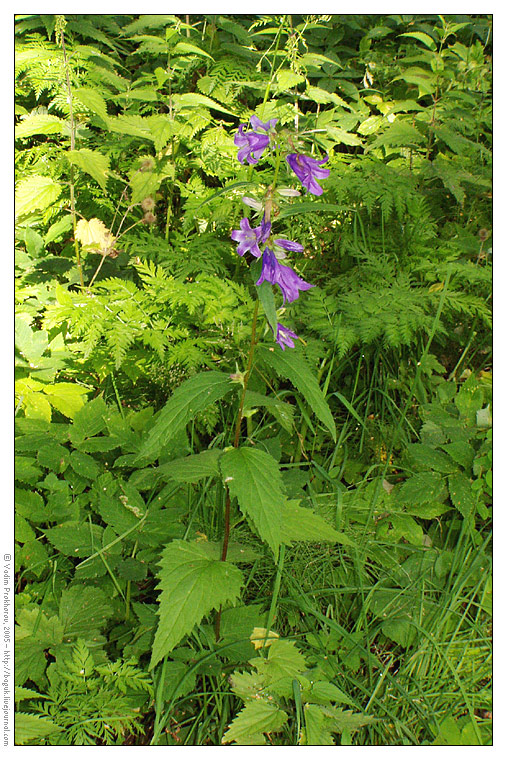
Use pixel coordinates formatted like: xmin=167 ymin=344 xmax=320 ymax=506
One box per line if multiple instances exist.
xmin=142 ymin=114 xmax=345 ymax=686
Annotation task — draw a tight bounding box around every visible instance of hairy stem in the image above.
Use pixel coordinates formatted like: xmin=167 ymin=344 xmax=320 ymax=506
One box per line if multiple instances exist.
xmin=215 ymin=299 xmax=260 ymax=640
xmin=60 ymin=27 xmax=84 ymax=289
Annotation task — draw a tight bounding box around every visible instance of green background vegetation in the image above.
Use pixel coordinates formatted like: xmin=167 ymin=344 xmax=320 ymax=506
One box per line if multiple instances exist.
xmin=15 ymin=14 xmax=491 ymax=746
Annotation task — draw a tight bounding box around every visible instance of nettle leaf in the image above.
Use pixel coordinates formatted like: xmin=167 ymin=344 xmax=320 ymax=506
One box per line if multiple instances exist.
xmin=258 ymin=345 xmax=336 ymax=441
xmin=302 ymin=703 xmax=334 ymax=745
xmin=150 ymin=540 xmax=243 ymax=668
xmin=220 ymin=447 xmax=284 ymax=559
xmin=75 ymin=87 xmax=109 ymax=121
xmin=15 ymin=113 xmax=65 ymax=139
xmin=158 ymin=449 xmax=222 ymax=483
xmin=15 ymin=175 xmax=62 ymax=218
xmin=282 ymin=500 xmax=354 ymax=546
xmin=15 ymin=713 xmax=62 ymax=745
xmin=222 ymin=699 xmax=288 ymax=745
xmin=138 ymin=371 xmax=233 ymax=461
xmin=175 ymin=92 xmax=236 ymax=116
xmin=67 ymin=149 xmax=110 ymax=191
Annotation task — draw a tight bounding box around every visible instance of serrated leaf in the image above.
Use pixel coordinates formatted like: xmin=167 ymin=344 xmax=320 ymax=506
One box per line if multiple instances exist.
xmin=139 ymin=371 xmax=233 ymax=461
xmin=15 ymin=113 xmax=65 ymax=139
xmin=42 ymin=383 xmax=89 ymax=419
xmin=173 ymin=41 xmax=213 ymax=59
xmin=404 ymin=443 xmax=456 ymax=474
xmin=322 ymin=706 xmax=376 ymax=733
xmin=158 ymin=449 xmax=222 ymax=483
xmin=37 ymin=443 xmax=70 ymax=474
xmin=44 ymin=521 xmax=104 ymax=557
xmin=69 ymin=450 xmax=100 ymax=480
xmin=258 ymin=345 xmax=336 ymax=441
xmin=15 ymin=713 xmax=62 ymax=744
xmin=129 ymin=170 xmax=163 ymax=204
xmin=302 ymin=703 xmax=334 ymax=745
xmin=440 ymin=441 xmax=475 ymax=472
xmin=15 ymin=175 xmax=62 ymax=218
xmin=67 ymin=149 xmax=110 ymax=191
xmin=222 ymin=700 xmax=288 ymax=745
xmin=448 ymin=471 xmax=476 ymax=520
xmin=282 ymin=500 xmax=354 ymax=546
xmin=176 ymin=92 xmax=236 ymax=116
xmin=150 ymin=540 xmax=243 ymax=668
xmin=396 ymin=471 xmax=446 ymax=506
xmin=305 ymin=85 xmax=349 ymax=108
xmin=220 ymin=447 xmax=284 ymax=559
xmin=58 ymin=585 xmax=113 ymax=638
xmin=75 ymin=87 xmax=108 ymax=121
xmin=70 ymin=396 xmax=108 ymax=445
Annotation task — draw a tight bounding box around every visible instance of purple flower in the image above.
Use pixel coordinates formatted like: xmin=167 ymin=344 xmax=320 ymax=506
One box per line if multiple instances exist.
xmin=234 ymin=115 xmax=278 ymax=164
xmin=286 ymin=153 xmax=330 ymax=196
xmin=274 ymin=238 xmax=304 ymax=253
xmin=250 ymin=115 xmax=278 ymax=132
xmin=256 ymin=247 xmax=313 ymax=303
xmin=234 ymin=124 xmax=270 ymax=164
xmin=231 ymin=216 xmax=271 ymax=257
xmin=274 ymin=322 xmax=299 ymax=350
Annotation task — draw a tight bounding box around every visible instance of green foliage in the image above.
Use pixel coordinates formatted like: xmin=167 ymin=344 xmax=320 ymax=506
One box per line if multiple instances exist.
xmin=14 ymin=12 xmax=491 ymax=748
xmin=150 ymin=540 xmax=243 ymax=668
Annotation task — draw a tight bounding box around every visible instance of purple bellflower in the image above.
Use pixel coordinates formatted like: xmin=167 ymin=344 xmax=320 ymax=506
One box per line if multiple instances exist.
xmin=250 ymin=115 xmax=278 ymax=132
xmin=286 ymin=153 xmax=330 ymax=196
xmin=234 ymin=115 xmax=278 ymax=165
xmin=274 ymin=322 xmax=299 ymax=350
xmin=256 ymin=247 xmax=313 ymax=303
xmin=231 ymin=216 xmax=271 ymax=258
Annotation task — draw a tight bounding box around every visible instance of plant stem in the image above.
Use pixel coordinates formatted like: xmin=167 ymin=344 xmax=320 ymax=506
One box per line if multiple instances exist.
xmin=60 ymin=27 xmax=84 ymax=289
xmin=215 ymin=299 xmax=260 ymax=640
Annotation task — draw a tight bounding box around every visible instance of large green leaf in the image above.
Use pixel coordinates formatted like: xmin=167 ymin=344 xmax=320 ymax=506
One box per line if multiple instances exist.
xmin=15 ymin=113 xmax=65 ymax=139
xmin=220 ymin=447 xmax=284 ymax=558
xmin=75 ymin=87 xmax=109 ymax=121
xmin=15 ymin=175 xmax=62 ymax=218
xmin=67 ymin=149 xmax=110 ymax=191
xmin=150 ymin=540 xmax=243 ymax=668
xmin=15 ymin=713 xmax=62 ymax=745
xmin=258 ymin=345 xmax=336 ymax=441
xmin=222 ymin=700 xmax=288 ymax=745
xmin=158 ymin=449 xmax=222 ymax=482
xmin=138 ymin=371 xmax=233 ymax=461
xmin=175 ymin=92 xmax=236 ymax=116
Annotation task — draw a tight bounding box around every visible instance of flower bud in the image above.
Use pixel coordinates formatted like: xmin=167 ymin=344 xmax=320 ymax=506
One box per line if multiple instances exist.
xmin=276 ymin=187 xmax=301 ymax=197
xmin=241 ymin=196 xmax=264 ymax=211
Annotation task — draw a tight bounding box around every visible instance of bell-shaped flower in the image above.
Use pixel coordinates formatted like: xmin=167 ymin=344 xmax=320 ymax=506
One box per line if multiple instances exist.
xmin=256 ymin=247 xmax=313 ymax=303
xmin=231 ymin=216 xmax=271 ymax=258
xmin=286 ymin=153 xmax=330 ymax=196
xmin=234 ymin=125 xmax=270 ymax=164
xmin=274 ymin=322 xmax=299 ymax=350
xmin=250 ymin=114 xmax=278 ymax=132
